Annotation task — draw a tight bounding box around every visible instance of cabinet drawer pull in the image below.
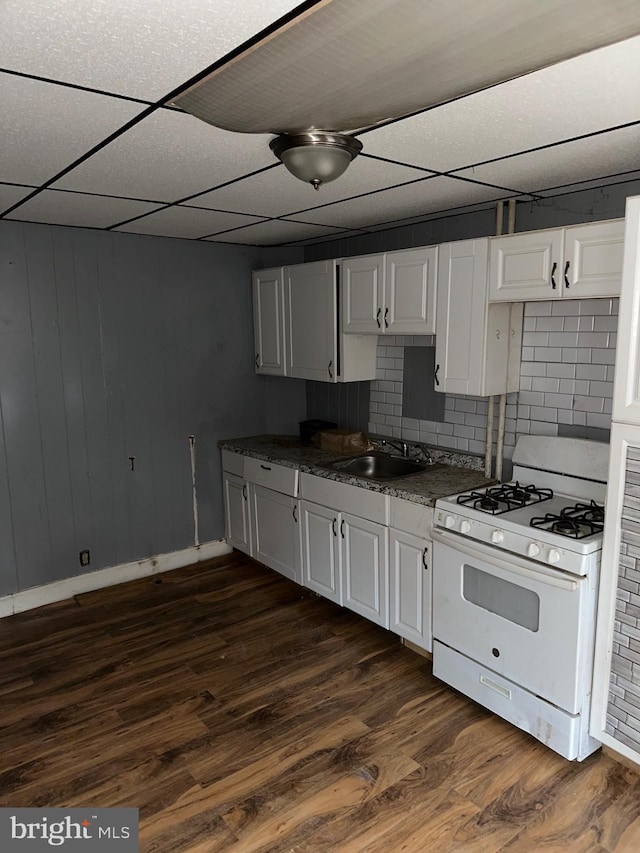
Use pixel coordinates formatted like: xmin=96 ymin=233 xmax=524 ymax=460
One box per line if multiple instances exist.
xmin=242 ymin=484 xmax=247 ymax=500
xmin=550 ymin=261 xmax=557 ymax=289
xmin=332 ymin=518 xmax=337 ymax=537
xmin=564 ymin=260 xmax=570 ymax=289
xmin=341 ymin=519 xmax=345 ymax=538
xmin=434 ymin=364 xmax=440 ymax=387
xmin=422 ymin=546 xmax=429 ymax=569
xmin=328 ymin=360 xmax=334 ymax=379
xmin=293 ymin=504 xmax=298 ymax=523
xmin=260 ymin=464 xmax=272 ymax=471
xmin=255 ymin=353 xmax=260 ymax=368
xmin=376 ymin=308 xmax=381 ymax=328
xmin=384 ymin=306 xmax=389 ymax=328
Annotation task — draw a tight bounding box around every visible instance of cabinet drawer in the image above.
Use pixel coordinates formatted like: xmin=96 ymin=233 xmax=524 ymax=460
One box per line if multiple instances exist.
xmin=300 ymin=472 xmax=389 ymax=524
xmin=221 ymin=449 xmax=244 ymax=477
xmin=244 ymin=456 xmax=299 ymax=496
xmin=390 ymin=497 xmax=434 ymax=538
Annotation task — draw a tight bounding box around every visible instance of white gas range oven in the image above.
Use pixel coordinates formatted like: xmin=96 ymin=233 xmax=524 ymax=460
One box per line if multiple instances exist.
xmin=431 ymin=435 xmax=609 ymax=761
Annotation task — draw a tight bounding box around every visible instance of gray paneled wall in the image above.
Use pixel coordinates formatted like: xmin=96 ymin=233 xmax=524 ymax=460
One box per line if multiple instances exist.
xmin=0 ymin=221 xmax=304 ymax=596
xmin=305 ymin=381 xmax=370 ymax=433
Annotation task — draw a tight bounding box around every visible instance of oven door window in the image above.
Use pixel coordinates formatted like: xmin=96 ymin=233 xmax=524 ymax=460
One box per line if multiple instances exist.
xmin=463 ymin=564 xmax=540 ymax=632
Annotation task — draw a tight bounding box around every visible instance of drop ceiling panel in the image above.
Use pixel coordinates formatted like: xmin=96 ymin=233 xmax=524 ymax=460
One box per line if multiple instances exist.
xmin=453 ymin=126 xmax=640 ymax=193
xmin=534 ymin=170 xmax=640 ymax=198
xmin=0 ymin=0 xmax=304 ymax=100
xmin=53 ymin=111 xmax=275 ymax=202
xmin=176 ymin=0 xmax=640 ymax=134
xmin=0 ymin=185 xmax=36 ymax=212
xmin=114 ymin=206 xmax=264 ymax=239
xmin=190 ymin=156 xmax=431 ymax=217
xmin=205 ymin=219 xmax=349 ymax=245
xmin=4 ymin=191 xmax=164 ymax=228
xmin=287 ymin=177 xmax=510 ymax=230
xmin=0 ymin=73 xmax=143 ymax=186
xmin=361 ymin=35 xmax=640 ymax=173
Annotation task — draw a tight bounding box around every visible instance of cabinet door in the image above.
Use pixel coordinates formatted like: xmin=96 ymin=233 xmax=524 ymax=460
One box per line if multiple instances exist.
xmin=435 ymin=238 xmax=493 ymax=395
xmin=223 ymin=473 xmax=251 ymax=554
xmin=389 ymin=530 xmax=432 ymax=651
xmin=341 ymin=512 xmax=388 ymax=628
xmin=384 ymin=246 xmax=437 ymax=334
xmin=285 ymin=261 xmax=337 ymax=381
xmin=489 ymin=229 xmax=563 ymax=301
xmin=342 ymin=255 xmax=384 ymax=334
xmin=300 ymin=500 xmax=341 ymax=603
xmin=250 ymin=485 xmax=300 ymax=583
xmin=564 ymin=220 xmax=624 ymax=298
xmin=613 ymin=198 xmax=640 ymax=424
xmin=252 ymin=268 xmax=286 ymax=375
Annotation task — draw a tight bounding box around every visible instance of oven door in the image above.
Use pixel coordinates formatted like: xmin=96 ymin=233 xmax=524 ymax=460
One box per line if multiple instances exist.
xmin=432 ymin=529 xmax=595 ymax=714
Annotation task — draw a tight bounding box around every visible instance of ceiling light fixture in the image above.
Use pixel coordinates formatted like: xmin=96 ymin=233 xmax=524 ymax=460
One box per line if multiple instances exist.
xmin=269 ymin=132 xmax=363 ymax=190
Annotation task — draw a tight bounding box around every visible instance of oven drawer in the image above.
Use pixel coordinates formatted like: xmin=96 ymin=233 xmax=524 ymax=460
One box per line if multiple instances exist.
xmin=432 ymin=641 xmax=597 ymax=761
xmin=432 ymin=530 xmax=596 ymax=714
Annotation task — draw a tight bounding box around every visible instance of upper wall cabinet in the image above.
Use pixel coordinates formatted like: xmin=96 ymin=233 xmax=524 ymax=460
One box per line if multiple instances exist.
xmin=342 ymin=246 xmax=437 ymax=335
xmin=253 ymin=260 xmax=377 ymax=383
xmin=612 ymin=198 xmax=640 ymax=425
xmin=252 ymin=268 xmax=286 ymax=376
xmin=488 ymin=219 xmax=625 ymax=302
xmin=435 ymin=238 xmax=522 ymax=396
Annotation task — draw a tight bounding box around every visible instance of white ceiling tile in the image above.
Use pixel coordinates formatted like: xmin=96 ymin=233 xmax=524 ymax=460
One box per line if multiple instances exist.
xmin=189 ymin=156 xmax=429 ymax=217
xmin=205 ymin=220 xmax=348 ymax=245
xmin=534 ymin=170 xmax=640 ymax=197
xmin=53 ymin=110 xmax=275 ymax=202
xmin=0 ymin=1 xmax=303 ymax=101
xmin=0 ymin=73 xmax=143 ymax=185
xmin=453 ymin=125 xmax=640 ymax=194
xmin=286 ymin=177 xmax=508 ymax=229
xmin=0 ymin=184 xmax=36 ymax=213
xmin=4 ymin=190 xmax=163 ymax=228
xmin=114 ymin=205 xmax=263 ymax=239
xmin=361 ymin=35 xmax=640 ymax=172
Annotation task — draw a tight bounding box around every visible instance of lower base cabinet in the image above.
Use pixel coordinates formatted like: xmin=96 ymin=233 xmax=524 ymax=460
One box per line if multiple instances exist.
xmin=300 ymin=500 xmax=341 ymax=603
xmin=223 ymin=472 xmax=251 ymax=553
xmin=342 ymin=512 xmax=388 ymax=628
xmin=389 ymin=529 xmax=432 ymax=652
xmin=250 ymin=484 xmax=300 ymax=584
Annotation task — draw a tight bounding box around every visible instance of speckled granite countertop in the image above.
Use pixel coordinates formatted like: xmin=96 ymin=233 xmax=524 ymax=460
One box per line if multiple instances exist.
xmin=219 ymin=435 xmax=495 ymax=507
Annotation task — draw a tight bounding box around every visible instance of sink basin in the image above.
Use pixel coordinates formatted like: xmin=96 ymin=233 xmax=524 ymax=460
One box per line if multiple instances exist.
xmin=327 ymin=452 xmax=434 ymax=480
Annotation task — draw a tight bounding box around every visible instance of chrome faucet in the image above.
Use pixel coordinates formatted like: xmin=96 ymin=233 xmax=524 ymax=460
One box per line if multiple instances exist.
xmin=380 ymin=439 xmax=409 ymax=457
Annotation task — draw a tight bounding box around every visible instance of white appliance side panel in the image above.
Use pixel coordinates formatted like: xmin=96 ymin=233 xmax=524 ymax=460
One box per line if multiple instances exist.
xmin=511 ymin=435 xmax=610 ymax=483
xmin=432 ymin=535 xmax=594 ymax=714
xmin=433 ymin=641 xmax=599 ymax=761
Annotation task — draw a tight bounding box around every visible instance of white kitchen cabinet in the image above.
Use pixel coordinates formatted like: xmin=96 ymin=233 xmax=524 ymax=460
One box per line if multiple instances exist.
xmin=489 ymin=219 xmax=624 ymax=301
xmin=389 ymin=529 xmax=432 ymax=651
xmin=250 ymin=484 xmax=300 ymax=583
xmin=342 ymin=246 xmax=437 ymax=335
xmin=435 ymin=237 xmax=521 ymax=396
xmin=222 ymin=472 xmax=251 ymax=554
xmin=251 ymin=259 xmax=377 ymax=382
xmin=341 ymin=512 xmax=388 ymax=628
xmin=300 ymin=499 xmax=342 ymax=603
xmin=252 ymin=267 xmax=286 ymax=375
xmin=612 ymin=198 xmax=640 ymax=425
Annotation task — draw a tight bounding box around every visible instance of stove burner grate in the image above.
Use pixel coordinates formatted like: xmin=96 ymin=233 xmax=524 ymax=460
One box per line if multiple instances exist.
xmin=530 ymin=500 xmax=605 ymax=539
xmin=457 ymin=481 xmax=554 ymax=515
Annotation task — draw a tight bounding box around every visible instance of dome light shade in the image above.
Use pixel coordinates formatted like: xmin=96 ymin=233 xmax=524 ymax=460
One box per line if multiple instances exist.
xmin=269 ymin=132 xmax=363 ymax=190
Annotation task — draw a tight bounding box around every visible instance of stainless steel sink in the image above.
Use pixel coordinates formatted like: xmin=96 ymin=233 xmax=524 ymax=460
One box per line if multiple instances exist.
xmin=327 ymin=452 xmax=438 ymax=480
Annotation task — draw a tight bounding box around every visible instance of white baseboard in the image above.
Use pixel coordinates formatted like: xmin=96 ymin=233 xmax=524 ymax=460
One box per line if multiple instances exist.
xmin=0 ymin=539 xmax=233 ymax=618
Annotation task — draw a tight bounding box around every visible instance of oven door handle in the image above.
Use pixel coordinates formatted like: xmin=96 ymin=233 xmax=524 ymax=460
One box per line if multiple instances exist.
xmin=432 ymin=528 xmax=579 ymax=591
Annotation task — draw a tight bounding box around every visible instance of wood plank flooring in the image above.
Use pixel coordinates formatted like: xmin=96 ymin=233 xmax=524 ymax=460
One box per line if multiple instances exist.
xmin=1 ymin=552 xmax=640 ymax=851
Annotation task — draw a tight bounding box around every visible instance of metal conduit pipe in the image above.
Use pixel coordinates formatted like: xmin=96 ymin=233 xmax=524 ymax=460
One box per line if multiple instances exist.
xmin=485 ymin=200 xmax=505 ymax=478
xmin=495 ymin=198 xmax=518 ymax=481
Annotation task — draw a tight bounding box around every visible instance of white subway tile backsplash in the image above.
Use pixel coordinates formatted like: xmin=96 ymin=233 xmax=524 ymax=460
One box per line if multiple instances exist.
xmin=546 ymin=363 xmax=576 ymax=378
xmin=535 ymin=317 xmax=565 ymax=332
xmin=457 ymin=438 xmax=469 ymax=451
xmin=551 ymin=300 xmax=580 ymax=315
xmin=584 ymin=299 xmax=616 ymax=315
xmin=520 ymin=376 xmax=532 ymax=391
xmin=469 ymin=440 xmax=486 ymax=454
xmin=591 ymin=348 xmax=616 ymax=365
xmin=587 ymin=413 xmax=612 ymax=429
xmin=523 ymin=317 xmax=537 ymax=332
xmin=455 ymin=399 xmax=477 ymax=413
xmin=384 ymin=369 xmax=403 ymax=381
xmin=521 ymin=347 xmax=535 ymax=361
xmin=518 ymin=391 xmax=545 ymax=406
xmin=559 ymin=348 xmax=579 ymax=363
xmin=549 ymin=332 xmax=579 ymax=347
xmin=589 ymin=380 xmax=614 ymax=398
xmin=529 ymin=421 xmax=559 ymax=436
xmin=419 ymin=430 xmax=438 ymax=445
xmin=436 ymin=422 xmax=454 ymax=435
xmin=544 ymin=393 xmax=573 ymax=409
xmin=536 ymin=347 xmax=562 ymax=362
xmin=576 ymin=364 xmax=607 ymax=380
xmin=574 ymin=395 xmax=605 ymax=413
xmin=607 ymin=366 xmax=616 ymax=382
xmin=516 ymin=419 xmax=531 ymax=433
xmin=453 ymin=424 xmax=475 ymax=439
xmin=577 ymin=332 xmax=610 ymax=348
xmin=527 ymin=302 xmax=553 ymax=316
xmin=573 ymin=411 xmax=587 ymax=426
xmin=519 ymin=405 xmax=531 ymax=418
xmin=578 ymin=316 xmax=595 ymax=331
xmin=594 ymin=316 xmax=618 ymax=333
xmin=531 ymin=377 xmax=560 ymax=393
xmin=611 ymin=299 xmax=620 ymax=315
xmin=557 ymin=410 xmax=573 ymax=424
xmin=530 ymin=406 xmax=558 ymax=423
xmin=402 ymin=418 xmax=420 ymax=431
xmin=520 ymin=362 xmax=546 ymax=376
xmin=402 ymin=428 xmax=420 ymax=442
xmin=563 ymin=317 xmax=580 ymax=332
xmin=447 ymin=411 xmax=467 ymax=425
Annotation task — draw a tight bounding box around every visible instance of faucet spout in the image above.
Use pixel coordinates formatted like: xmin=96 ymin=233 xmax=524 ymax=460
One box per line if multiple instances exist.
xmin=380 ymin=439 xmax=409 ymax=457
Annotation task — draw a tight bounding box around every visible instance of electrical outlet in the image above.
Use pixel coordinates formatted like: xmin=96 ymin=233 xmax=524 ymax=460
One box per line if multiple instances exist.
xmin=79 ymin=550 xmax=90 ymax=567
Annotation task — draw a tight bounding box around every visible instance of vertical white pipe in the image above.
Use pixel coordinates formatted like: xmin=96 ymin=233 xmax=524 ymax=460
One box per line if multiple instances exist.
xmin=495 ymin=395 xmax=506 ymax=481
xmin=189 ymin=435 xmax=199 ymax=546
xmin=485 ymin=396 xmax=494 ymax=478
xmin=507 ymin=198 xmax=517 ymax=235
xmin=495 ymin=200 xmax=504 ymax=237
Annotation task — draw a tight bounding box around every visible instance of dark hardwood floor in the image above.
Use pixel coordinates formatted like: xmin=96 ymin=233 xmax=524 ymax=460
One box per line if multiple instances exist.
xmin=1 ymin=552 xmax=640 ymax=851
